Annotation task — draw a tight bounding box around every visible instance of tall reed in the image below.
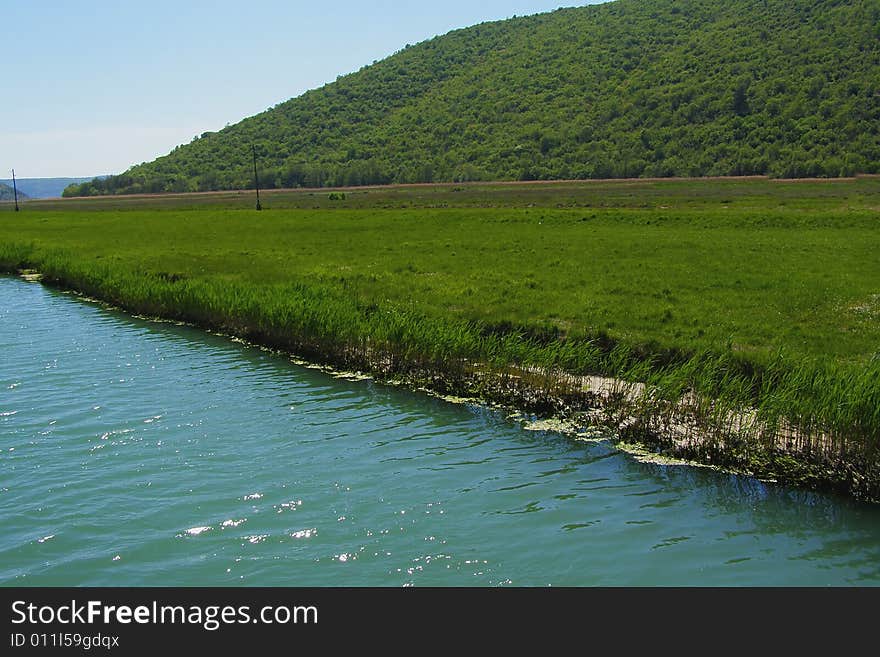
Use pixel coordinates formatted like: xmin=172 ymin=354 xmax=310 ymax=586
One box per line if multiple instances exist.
xmin=2 ymin=242 xmax=878 ymax=500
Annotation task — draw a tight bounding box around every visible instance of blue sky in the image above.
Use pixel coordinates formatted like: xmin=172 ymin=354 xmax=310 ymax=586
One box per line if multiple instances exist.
xmin=2 ymin=0 xmax=605 ymax=178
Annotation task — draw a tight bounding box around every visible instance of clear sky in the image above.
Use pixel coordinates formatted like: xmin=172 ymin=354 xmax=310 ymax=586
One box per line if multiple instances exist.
xmin=2 ymin=0 xmax=606 ymax=179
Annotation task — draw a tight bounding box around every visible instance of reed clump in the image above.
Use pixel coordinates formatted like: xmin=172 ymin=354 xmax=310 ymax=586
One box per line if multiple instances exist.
xmin=3 ymin=242 xmax=879 ymax=501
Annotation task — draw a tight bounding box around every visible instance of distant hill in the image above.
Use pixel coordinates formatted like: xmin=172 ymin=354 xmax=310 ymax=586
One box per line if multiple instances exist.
xmin=0 ymin=177 xmax=100 ymax=199
xmin=0 ymin=182 xmax=28 ymax=202
xmin=66 ymin=0 xmax=880 ymax=196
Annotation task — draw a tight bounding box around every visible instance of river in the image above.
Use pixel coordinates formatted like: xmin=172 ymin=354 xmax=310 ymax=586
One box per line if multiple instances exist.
xmin=2 ymin=276 xmax=878 ymax=586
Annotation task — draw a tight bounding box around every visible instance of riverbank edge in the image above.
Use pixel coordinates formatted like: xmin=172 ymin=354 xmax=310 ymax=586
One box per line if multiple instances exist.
xmin=5 ymin=266 xmax=877 ymax=503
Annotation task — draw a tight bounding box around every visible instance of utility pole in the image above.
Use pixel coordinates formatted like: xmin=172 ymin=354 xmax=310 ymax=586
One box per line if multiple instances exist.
xmin=12 ymin=169 xmax=19 ymax=211
xmin=252 ymin=145 xmax=262 ymax=211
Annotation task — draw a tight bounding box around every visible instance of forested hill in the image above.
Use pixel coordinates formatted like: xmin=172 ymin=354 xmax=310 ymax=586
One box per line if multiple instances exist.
xmin=65 ymin=0 xmax=880 ymax=196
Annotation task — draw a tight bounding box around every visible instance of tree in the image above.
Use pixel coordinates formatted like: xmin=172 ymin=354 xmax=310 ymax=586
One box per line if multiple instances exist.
xmin=733 ymin=81 xmax=750 ymax=117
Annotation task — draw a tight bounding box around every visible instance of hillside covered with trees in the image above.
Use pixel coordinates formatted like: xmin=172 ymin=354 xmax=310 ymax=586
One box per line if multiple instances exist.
xmin=65 ymin=0 xmax=880 ymax=196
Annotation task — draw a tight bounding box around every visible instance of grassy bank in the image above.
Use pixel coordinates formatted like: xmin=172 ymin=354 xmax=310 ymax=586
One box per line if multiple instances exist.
xmin=2 ymin=178 xmax=879 ymax=500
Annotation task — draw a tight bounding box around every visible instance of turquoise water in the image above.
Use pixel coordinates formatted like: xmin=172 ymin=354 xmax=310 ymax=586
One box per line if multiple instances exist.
xmin=1 ymin=276 xmax=879 ymax=586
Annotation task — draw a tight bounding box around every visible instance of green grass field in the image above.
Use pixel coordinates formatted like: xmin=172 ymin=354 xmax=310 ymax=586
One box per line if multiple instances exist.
xmin=3 ymin=178 xmax=879 ymax=497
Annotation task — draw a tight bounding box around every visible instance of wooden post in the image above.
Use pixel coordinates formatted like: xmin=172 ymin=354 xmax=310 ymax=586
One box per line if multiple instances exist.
xmin=12 ymin=169 xmax=19 ymax=211
xmin=252 ymin=146 xmax=262 ymax=211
